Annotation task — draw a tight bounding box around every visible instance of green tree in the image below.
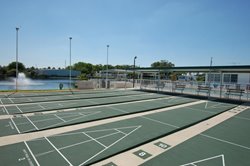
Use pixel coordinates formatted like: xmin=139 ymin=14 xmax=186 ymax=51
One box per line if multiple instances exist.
xmin=150 ymin=60 xmax=175 ymax=79
xmin=0 ymin=66 xmax=7 ymax=79
xmin=151 ymin=60 xmax=175 ymax=68
xmin=6 ymin=69 xmax=16 ymax=77
xmin=7 ymin=62 xmax=26 ymax=72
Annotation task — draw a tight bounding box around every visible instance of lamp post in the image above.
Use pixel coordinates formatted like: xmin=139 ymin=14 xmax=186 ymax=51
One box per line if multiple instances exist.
xmin=106 ymin=45 xmax=109 ymax=89
xmin=69 ymin=37 xmax=72 ymax=90
xmin=16 ymin=27 xmax=19 ymax=92
xmin=208 ymin=57 xmax=213 ymax=97
xmin=133 ymin=56 xmax=137 ymax=88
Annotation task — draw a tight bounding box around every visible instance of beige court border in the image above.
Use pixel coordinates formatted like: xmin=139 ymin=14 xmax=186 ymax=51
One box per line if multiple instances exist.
xmin=93 ymin=105 xmax=249 ymax=166
xmin=0 ymin=100 xmax=204 ymax=146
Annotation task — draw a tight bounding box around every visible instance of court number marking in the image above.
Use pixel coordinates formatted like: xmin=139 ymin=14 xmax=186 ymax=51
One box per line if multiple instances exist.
xmin=133 ymin=150 xmax=152 ymax=159
xmin=154 ymin=141 xmax=170 ymax=150
xmin=139 ymin=152 xmax=146 ymax=156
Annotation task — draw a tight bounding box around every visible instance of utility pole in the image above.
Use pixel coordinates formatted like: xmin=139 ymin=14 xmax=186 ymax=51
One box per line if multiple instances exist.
xmin=16 ymin=27 xmax=20 ymax=92
xmin=106 ymin=45 xmax=109 ymax=88
xmin=69 ymin=37 xmax=72 ymax=90
xmin=133 ymin=56 xmax=137 ymax=88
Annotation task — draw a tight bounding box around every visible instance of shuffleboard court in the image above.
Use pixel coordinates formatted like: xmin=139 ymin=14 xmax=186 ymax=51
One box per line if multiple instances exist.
xmin=1 ymin=93 xmax=167 ymax=115
xmin=142 ymin=108 xmax=250 ymax=166
xmin=0 ymin=96 xmax=196 ymax=136
xmin=0 ymin=89 xmax=123 ymax=99
xmin=0 ymin=101 xmax=237 ymax=166
xmin=0 ymin=90 xmax=145 ymax=104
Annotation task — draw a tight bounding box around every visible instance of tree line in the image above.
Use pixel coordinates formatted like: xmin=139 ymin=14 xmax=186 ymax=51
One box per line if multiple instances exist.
xmin=0 ymin=60 xmax=175 ymax=80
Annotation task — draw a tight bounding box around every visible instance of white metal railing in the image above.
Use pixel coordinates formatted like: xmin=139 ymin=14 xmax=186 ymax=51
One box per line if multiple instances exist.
xmin=139 ymin=79 xmax=250 ymax=101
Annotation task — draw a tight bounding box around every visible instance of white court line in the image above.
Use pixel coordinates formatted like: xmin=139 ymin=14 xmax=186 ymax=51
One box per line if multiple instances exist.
xmin=79 ymin=125 xmax=141 ymax=166
xmin=27 ymin=98 xmax=33 ymax=101
xmin=54 ymin=114 xmax=66 ymax=122
xmin=35 ymin=131 xmax=121 ymax=157
xmin=3 ymin=105 xmax=9 ymax=115
xmin=25 ymin=116 xmax=39 ymax=130
xmin=30 ymin=132 xmax=86 ymax=141
xmin=115 ymin=129 xmax=126 ymax=135
xmin=233 ymin=115 xmax=250 ymax=121
xmin=60 ymin=131 xmax=120 ymax=151
xmin=8 ymin=98 xmax=14 ymax=104
xmin=44 ymin=137 xmax=73 ymax=166
xmin=35 ymin=150 xmax=54 ymax=158
xmin=45 ymin=126 xmax=137 ymax=138
xmin=141 ymin=116 xmax=179 ymax=129
xmin=16 ymin=117 xmax=64 ymax=126
xmin=205 ymin=101 xmax=208 ymax=109
xmin=210 ymin=102 xmax=224 ymax=108
xmin=38 ymin=104 xmax=46 ymax=109
xmin=0 ymin=99 xmax=3 ymax=105
xmin=222 ymin=154 xmax=225 ymax=166
xmin=38 ymin=111 xmax=101 ymax=130
xmin=109 ymin=107 xmax=128 ymax=113
xmin=149 ymin=96 xmax=176 ymax=103
xmin=180 ymin=154 xmax=225 ymax=166
xmin=82 ymin=132 xmax=107 ymax=148
xmin=186 ymin=107 xmax=215 ymax=114
xmin=10 ymin=118 xmax=20 ymax=133
xmin=84 ymin=125 xmax=140 ymax=134
xmin=16 ymin=105 xmax=23 ymax=113
xmin=201 ymin=134 xmax=250 ymax=150
xmin=24 ymin=141 xmax=40 ymax=166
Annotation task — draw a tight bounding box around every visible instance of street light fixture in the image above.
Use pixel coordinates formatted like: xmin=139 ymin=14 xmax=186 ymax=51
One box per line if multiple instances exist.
xmin=133 ymin=56 xmax=137 ymax=88
xmin=16 ymin=27 xmax=20 ymax=92
xmin=69 ymin=37 xmax=72 ymax=90
xmin=106 ymin=45 xmax=109 ymax=89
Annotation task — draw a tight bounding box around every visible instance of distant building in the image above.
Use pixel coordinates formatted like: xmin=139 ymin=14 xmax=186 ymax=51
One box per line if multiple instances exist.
xmin=37 ymin=69 xmax=81 ymax=78
xmin=206 ymin=73 xmax=250 ymax=87
xmin=98 ymin=69 xmax=133 ymax=79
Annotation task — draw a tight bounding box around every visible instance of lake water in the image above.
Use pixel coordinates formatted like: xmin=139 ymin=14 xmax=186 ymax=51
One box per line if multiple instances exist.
xmin=0 ymin=79 xmax=75 ymax=90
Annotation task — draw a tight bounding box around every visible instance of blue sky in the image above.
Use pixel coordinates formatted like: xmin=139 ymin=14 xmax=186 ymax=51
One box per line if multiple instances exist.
xmin=0 ymin=0 xmax=250 ymax=68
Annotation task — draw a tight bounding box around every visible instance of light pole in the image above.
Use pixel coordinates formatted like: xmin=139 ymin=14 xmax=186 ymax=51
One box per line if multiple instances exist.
xmin=69 ymin=37 xmax=72 ymax=90
xmin=133 ymin=56 xmax=137 ymax=88
xmin=16 ymin=27 xmax=19 ymax=92
xmin=106 ymin=45 xmax=109 ymax=89
xmin=208 ymin=57 xmax=213 ymax=97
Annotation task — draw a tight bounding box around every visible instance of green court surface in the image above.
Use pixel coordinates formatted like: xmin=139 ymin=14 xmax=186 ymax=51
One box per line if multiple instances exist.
xmin=142 ymin=108 xmax=250 ymax=166
xmin=0 ymin=101 xmax=237 ymax=166
xmin=0 ymin=93 xmax=167 ymax=115
xmin=0 ymin=89 xmax=122 ymax=98
xmin=0 ymin=90 xmax=145 ymax=104
xmin=0 ymin=96 xmax=196 ymax=136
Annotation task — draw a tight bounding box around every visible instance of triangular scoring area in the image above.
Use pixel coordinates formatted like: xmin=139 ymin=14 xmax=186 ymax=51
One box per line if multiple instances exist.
xmin=85 ymin=125 xmax=141 ymax=139
xmin=85 ymin=129 xmax=118 ymax=139
xmin=116 ymin=126 xmax=141 ymax=135
xmin=180 ymin=154 xmax=225 ymax=166
xmin=78 ymin=125 xmax=142 ymax=166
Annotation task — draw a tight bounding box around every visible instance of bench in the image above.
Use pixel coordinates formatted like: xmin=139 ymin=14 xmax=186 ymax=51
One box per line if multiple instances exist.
xmin=225 ymin=88 xmax=244 ymax=100
xmin=196 ymin=86 xmax=211 ymax=95
xmin=174 ymin=84 xmax=186 ymax=93
xmin=156 ymin=82 xmax=165 ymax=91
